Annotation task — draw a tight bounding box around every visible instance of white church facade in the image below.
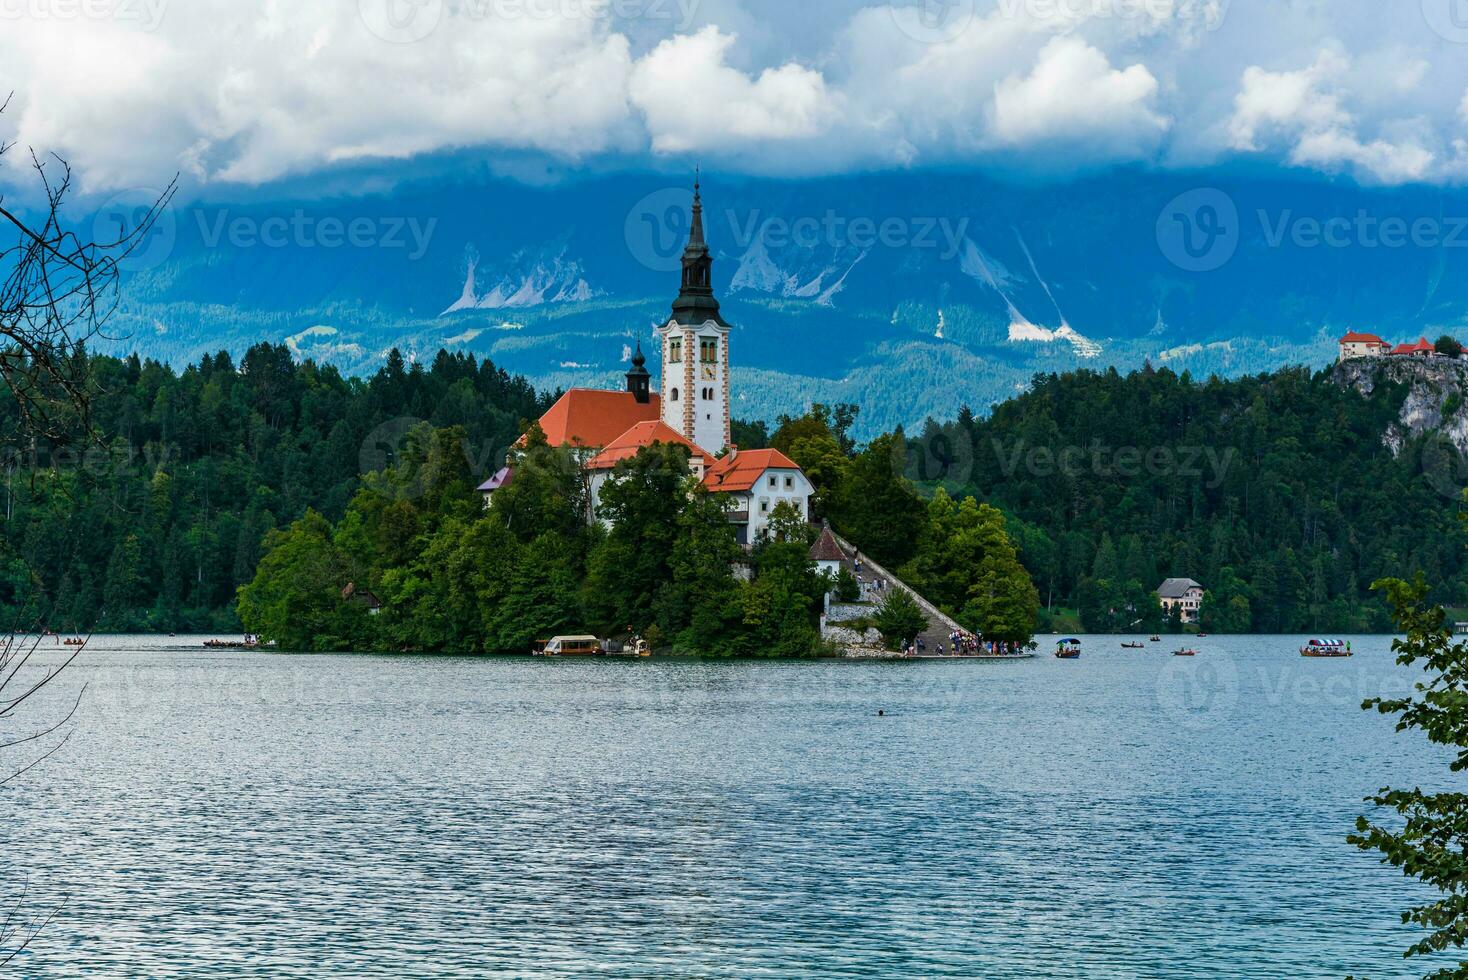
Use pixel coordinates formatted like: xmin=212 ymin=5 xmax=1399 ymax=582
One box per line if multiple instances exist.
xmin=483 ymin=182 xmax=814 ymax=545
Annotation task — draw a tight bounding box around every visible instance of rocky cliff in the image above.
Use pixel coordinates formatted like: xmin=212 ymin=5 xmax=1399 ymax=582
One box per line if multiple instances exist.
xmin=1333 ymin=355 xmax=1468 ymax=457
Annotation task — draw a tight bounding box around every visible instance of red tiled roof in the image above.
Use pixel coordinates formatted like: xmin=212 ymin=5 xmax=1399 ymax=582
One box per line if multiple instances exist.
xmin=527 ymin=389 xmax=662 ymax=449
xmin=703 ymin=448 xmax=801 ymax=493
xmin=585 ymin=421 xmax=713 ymax=471
xmin=808 ymin=525 xmax=846 ymax=562
xmin=1339 ymin=331 xmax=1385 ymax=345
xmin=1390 ymin=337 xmax=1434 ymax=355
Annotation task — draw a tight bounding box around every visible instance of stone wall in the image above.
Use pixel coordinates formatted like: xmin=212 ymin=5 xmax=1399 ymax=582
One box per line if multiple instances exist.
xmin=827 ymin=602 xmax=874 ymax=623
xmin=822 ymin=623 xmax=883 ymax=647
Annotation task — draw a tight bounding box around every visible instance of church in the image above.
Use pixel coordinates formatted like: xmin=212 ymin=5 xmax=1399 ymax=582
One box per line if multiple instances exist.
xmin=482 ymin=182 xmax=814 ymax=545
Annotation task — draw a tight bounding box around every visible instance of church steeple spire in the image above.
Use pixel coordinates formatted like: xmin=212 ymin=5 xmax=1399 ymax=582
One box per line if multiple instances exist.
xmin=688 ymin=168 xmax=705 ymax=248
xmin=673 ymin=170 xmax=721 ymax=324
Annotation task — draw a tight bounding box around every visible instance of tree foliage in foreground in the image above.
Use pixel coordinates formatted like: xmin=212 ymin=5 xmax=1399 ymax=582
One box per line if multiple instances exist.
xmin=1353 ymin=572 xmax=1468 ymax=978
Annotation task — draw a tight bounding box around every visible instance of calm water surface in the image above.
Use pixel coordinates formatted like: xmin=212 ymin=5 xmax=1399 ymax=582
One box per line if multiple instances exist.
xmin=0 ymin=634 xmax=1449 ymax=977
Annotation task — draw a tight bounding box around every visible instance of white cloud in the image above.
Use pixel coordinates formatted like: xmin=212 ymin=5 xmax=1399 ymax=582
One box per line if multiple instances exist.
xmin=1226 ymin=48 xmax=1437 ymax=183
xmin=0 ymin=2 xmax=638 ymax=191
xmin=991 ymin=36 xmax=1167 ymax=156
xmin=4 ymin=0 xmax=1468 ymax=192
xmin=1227 ymin=49 xmax=1353 ymax=153
xmin=629 ymin=27 xmax=838 ymax=153
xmin=1290 ymin=130 xmax=1434 ymax=184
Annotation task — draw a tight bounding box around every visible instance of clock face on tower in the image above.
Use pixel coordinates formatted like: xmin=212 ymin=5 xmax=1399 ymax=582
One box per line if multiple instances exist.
xmin=701 ymin=365 xmax=715 ymax=379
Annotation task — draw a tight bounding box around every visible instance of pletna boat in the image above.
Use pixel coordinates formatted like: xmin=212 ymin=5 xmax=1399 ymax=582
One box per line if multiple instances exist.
xmin=1149 ymin=635 xmax=1162 ymax=642
xmin=1121 ymin=642 xmax=1145 ymax=649
xmin=1055 ymin=638 xmax=1082 ymax=659
xmin=1173 ymin=648 xmax=1198 ymax=657
xmin=538 ymin=635 xmax=604 ymax=657
xmin=1300 ymin=638 xmax=1352 ymax=658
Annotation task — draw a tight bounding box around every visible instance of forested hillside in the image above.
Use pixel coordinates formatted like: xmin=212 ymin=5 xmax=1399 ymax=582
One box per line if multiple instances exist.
xmin=0 ymin=345 xmax=546 ymax=631
xmin=908 ymin=362 xmax=1468 ymax=633
xmin=4 ymin=347 xmax=1459 ymax=639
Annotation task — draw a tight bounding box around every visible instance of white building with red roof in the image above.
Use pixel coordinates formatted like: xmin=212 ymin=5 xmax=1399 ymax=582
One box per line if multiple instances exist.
xmin=487 ymin=182 xmax=815 ymax=545
xmin=702 ymin=447 xmax=813 ymax=543
xmin=1338 ymin=331 xmax=1388 ymax=362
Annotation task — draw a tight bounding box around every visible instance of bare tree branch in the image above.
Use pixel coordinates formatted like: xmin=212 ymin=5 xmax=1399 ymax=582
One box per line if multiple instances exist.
xmin=0 ymin=92 xmax=170 ymax=967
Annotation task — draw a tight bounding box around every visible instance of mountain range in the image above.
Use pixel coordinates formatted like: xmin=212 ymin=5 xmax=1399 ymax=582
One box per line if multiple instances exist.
xmin=92 ymin=169 xmax=1468 ymax=437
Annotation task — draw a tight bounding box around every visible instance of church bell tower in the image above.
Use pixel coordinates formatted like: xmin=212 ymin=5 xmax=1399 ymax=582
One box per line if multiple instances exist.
xmin=625 ymin=341 xmax=651 ymax=404
xmin=657 ymin=175 xmax=732 ymax=451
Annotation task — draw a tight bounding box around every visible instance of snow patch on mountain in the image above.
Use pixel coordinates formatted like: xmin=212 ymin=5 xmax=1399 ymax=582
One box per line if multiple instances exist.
xmin=441 ymin=246 xmax=599 ymax=315
xmin=730 ymin=232 xmax=787 ymax=294
xmin=728 ymin=232 xmax=865 ymax=306
xmin=1007 ymin=318 xmax=1103 ymax=358
xmin=816 ymin=253 xmax=866 ymax=306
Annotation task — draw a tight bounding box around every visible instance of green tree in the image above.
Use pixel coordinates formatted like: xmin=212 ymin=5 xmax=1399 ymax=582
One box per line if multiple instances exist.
xmin=491 ymin=424 xmax=587 ymax=543
xmin=740 ymin=501 xmax=823 ymax=657
xmin=491 ymin=532 xmax=582 ymax=653
xmin=236 ymin=510 xmax=368 ymax=651
xmin=584 ymin=443 xmax=690 ymax=632
xmin=102 ymin=535 xmax=145 ymax=629
xmin=659 ymin=487 xmax=743 ymax=655
xmin=959 ymin=503 xmax=1041 ymax=642
xmin=1352 ymin=574 xmax=1468 ymax=977
xmin=873 ymin=588 xmax=927 ymax=651
xmin=833 ymin=431 xmax=925 ymax=567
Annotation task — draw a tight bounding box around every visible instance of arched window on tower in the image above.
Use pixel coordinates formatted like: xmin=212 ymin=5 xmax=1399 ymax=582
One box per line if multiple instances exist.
xmin=670 ymin=387 xmax=679 ymax=401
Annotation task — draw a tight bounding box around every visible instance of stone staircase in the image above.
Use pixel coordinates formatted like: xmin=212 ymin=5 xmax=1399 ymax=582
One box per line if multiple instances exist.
xmin=826 ymin=530 xmax=965 ymax=654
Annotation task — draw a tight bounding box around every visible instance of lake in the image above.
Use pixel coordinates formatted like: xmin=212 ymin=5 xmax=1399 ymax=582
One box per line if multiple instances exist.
xmin=0 ymin=634 xmax=1447 ymax=977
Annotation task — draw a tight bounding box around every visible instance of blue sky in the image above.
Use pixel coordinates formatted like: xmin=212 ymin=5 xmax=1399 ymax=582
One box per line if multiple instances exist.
xmin=4 ymin=0 xmax=1468 ymax=199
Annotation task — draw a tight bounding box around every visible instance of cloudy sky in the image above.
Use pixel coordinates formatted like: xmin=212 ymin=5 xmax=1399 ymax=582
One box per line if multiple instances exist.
xmin=3 ymin=0 xmax=1468 ymax=197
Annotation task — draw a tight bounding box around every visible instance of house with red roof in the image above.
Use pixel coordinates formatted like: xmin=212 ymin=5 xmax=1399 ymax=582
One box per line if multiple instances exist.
xmin=702 ymin=447 xmax=814 ymax=544
xmin=492 ymin=183 xmax=815 ymax=544
xmin=808 ymin=523 xmax=848 ymax=578
xmin=1338 ymin=331 xmax=1388 ymax=362
xmin=1388 ymin=337 xmax=1435 ymax=358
